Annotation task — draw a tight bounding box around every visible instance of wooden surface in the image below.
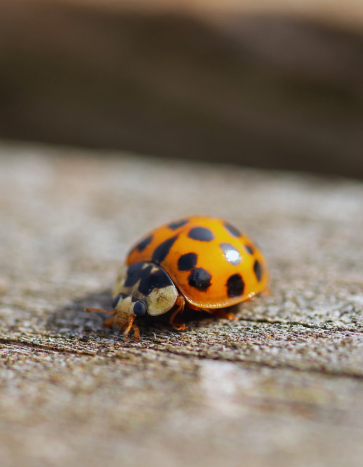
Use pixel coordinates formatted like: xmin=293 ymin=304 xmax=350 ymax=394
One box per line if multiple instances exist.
xmin=1 ymin=142 xmax=363 ymax=466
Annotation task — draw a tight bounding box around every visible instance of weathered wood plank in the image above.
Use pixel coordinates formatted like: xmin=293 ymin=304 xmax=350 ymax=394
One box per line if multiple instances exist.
xmin=1 ymin=143 xmax=363 ymax=466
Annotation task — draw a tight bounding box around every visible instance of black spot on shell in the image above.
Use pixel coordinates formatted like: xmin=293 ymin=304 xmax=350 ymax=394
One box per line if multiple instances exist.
xmin=136 ymin=235 xmax=153 ymax=252
xmin=178 ymin=253 xmax=198 ymax=271
xmin=168 ymin=219 xmax=189 ymax=230
xmin=224 ymin=222 xmax=242 ymax=238
xmin=188 ymin=227 xmax=214 ymax=242
xmin=244 ymin=244 xmax=255 ymax=255
xmin=226 ymin=274 xmax=245 ymax=298
xmin=253 ymin=260 xmax=262 ymax=282
xmin=220 ymin=243 xmax=241 ymax=265
xmin=188 ymin=268 xmax=212 ymax=291
xmin=138 ymin=267 xmax=173 ymax=295
xmin=152 ymin=235 xmax=178 ymax=264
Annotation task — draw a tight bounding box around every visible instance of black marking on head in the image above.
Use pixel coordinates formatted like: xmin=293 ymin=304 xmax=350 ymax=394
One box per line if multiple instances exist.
xmin=112 ymin=294 xmax=127 ymax=308
xmin=124 ymin=262 xmax=173 ymax=296
xmin=244 ymin=244 xmax=255 ymax=255
xmin=220 ymin=243 xmax=241 ymax=265
xmin=138 ymin=267 xmax=173 ymax=296
xmin=178 ymin=252 xmax=198 ymax=271
xmin=253 ymin=260 xmax=262 ymax=282
xmin=152 ymin=235 xmax=178 ymax=264
xmin=226 ymin=274 xmax=245 ymax=298
xmin=168 ymin=219 xmax=189 ymax=230
xmin=133 ymin=301 xmax=147 ymax=317
xmin=224 ymin=222 xmax=242 ymax=238
xmin=136 ymin=235 xmax=153 ymax=252
xmin=124 ymin=262 xmax=146 ymax=287
xmin=188 ymin=227 xmax=215 ymax=242
xmin=188 ymin=268 xmax=212 ymax=291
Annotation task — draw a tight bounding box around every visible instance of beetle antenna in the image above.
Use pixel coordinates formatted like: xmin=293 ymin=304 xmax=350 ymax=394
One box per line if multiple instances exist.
xmin=84 ymin=307 xmax=115 ymax=314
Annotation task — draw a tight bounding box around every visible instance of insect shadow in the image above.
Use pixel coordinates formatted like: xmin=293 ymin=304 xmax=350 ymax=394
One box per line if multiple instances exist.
xmin=46 ymin=289 xmax=217 ymax=340
xmin=46 ymin=289 xmax=114 ymax=337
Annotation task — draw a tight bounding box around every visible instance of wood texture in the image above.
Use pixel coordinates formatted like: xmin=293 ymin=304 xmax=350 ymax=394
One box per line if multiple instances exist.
xmin=1 ymin=143 xmax=363 ymax=466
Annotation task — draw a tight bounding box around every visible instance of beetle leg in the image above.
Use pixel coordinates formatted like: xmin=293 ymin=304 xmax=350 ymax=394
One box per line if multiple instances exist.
xmin=85 ymin=307 xmax=114 ymax=314
xmin=169 ymin=295 xmax=187 ymax=331
xmin=86 ymin=306 xmax=140 ymax=341
xmin=132 ymin=323 xmax=141 ymax=341
xmin=102 ymin=316 xmax=116 ymax=328
xmin=186 ymin=303 xmax=238 ymax=321
xmin=212 ymin=309 xmax=238 ymax=321
xmin=122 ymin=315 xmax=135 ymax=340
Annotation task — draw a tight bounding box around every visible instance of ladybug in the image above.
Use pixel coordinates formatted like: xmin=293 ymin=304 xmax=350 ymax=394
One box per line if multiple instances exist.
xmin=86 ymin=216 xmax=269 ymax=340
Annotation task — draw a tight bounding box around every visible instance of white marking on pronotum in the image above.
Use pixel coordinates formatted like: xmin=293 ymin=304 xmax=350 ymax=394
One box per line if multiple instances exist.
xmin=113 ymin=264 xmax=178 ymax=316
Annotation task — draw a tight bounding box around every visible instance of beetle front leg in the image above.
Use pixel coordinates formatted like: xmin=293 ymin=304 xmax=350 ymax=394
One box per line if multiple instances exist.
xmin=132 ymin=323 xmax=141 ymax=341
xmin=103 ymin=316 xmax=116 ymax=328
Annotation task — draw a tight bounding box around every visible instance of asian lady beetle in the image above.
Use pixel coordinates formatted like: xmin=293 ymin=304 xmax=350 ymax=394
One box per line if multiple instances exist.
xmin=86 ymin=216 xmax=269 ymax=340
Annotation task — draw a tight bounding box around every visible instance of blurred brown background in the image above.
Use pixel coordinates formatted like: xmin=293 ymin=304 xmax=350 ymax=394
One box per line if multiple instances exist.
xmin=0 ymin=0 xmax=362 ymax=178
